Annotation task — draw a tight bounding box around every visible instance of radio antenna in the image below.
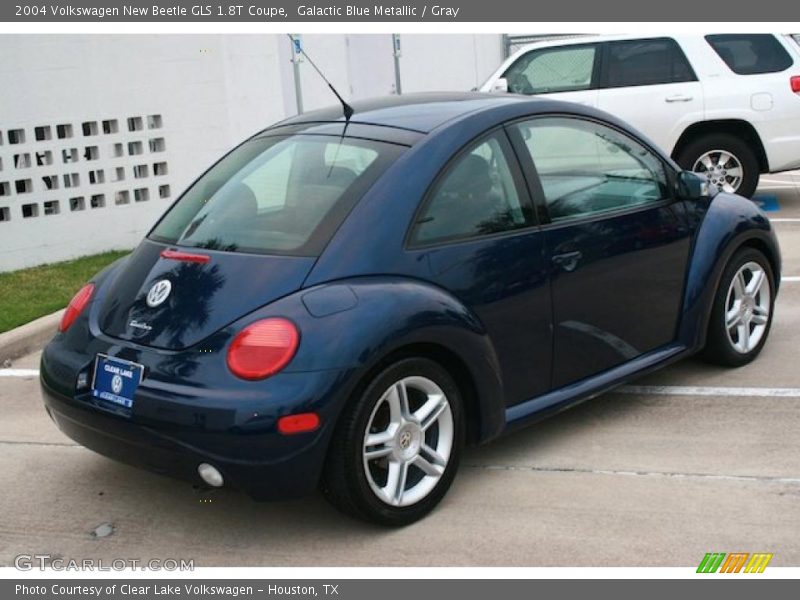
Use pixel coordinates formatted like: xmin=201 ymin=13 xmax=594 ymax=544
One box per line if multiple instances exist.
xmin=287 ymin=34 xmax=354 ymax=122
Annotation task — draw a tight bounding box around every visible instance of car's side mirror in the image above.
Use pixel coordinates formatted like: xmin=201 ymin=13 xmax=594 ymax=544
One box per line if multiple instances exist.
xmin=490 ymin=77 xmax=509 ymax=94
xmin=677 ymin=170 xmax=711 ymax=200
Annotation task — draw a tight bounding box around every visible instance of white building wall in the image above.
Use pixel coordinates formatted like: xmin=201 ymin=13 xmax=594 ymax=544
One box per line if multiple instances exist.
xmin=0 ymin=33 xmax=504 ymax=272
xmin=0 ymin=34 xmax=286 ymax=272
xmin=292 ymin=34 xmax=504 ymax=104
xmin=397 ymin=34 xmax=504 ymax=92
xmin=295 ymin=35 xmax=353 ymax=111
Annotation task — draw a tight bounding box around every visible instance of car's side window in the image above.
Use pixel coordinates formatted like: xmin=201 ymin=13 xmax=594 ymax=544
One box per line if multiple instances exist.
xmin=512 ymin=117 xmax=670 ymax=223
xmin=503 ymin=45 xmax=598 ymax=95
xmin=410 ymin=132 xmax=530 ymax=246
xmin=604 ymin=38 xmax=696 ymax=88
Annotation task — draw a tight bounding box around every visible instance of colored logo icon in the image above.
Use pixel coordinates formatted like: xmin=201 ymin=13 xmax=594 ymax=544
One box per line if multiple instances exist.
xmin=146 ymin=279 xmax=172 ymax=307
xmin=697 ymin=552 xmax=773 ymax=573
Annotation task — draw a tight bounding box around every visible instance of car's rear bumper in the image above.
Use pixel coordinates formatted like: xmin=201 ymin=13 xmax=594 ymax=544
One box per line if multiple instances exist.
xmin=39 ymin=360 xmax=343 ymax=501
xmin=756 ymin=121 xmax=800 ymax=173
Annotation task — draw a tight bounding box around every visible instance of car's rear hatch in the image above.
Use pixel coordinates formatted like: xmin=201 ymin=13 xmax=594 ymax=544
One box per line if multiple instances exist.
xmin=95 ymin=131 xmax=407 ymax=350
xmin=97 ymin=240 xmax=314 ymax=350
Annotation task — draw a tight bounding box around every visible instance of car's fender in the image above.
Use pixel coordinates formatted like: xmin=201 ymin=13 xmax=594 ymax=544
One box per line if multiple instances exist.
xmin=244 ymin=276 xmax=508 ymax=443
xmin=678 ymin=192 xmax=780 ymax=351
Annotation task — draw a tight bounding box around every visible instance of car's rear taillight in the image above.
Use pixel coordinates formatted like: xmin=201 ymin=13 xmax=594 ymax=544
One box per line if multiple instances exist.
xmin=226 ymin=318 xmax=299 ymax=380
xmin=59 ymin=283 xmax=95 ymax=333
xmin=791 ymin=76 xmax=800 ymax=93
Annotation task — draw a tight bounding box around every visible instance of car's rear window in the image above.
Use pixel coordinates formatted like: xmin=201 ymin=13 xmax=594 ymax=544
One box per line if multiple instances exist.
xmin=149 ymin=134 xmax=404 ymax=256
xmin=706 ymin=34 xmax=793 ymax=75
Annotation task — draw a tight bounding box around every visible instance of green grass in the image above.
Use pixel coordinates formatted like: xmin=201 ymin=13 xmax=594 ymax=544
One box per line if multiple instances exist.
xmin=0 ymin=250 xmax=131 ymax=334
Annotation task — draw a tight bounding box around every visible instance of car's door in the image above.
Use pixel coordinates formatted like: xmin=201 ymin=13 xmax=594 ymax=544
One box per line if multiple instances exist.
xmin=502 ymin=43 xmax=601 ymax=107
xmin=407 ymin=130 xmax=553 ymax=406
xmin=508 ymin=116 xmax=692 ymax=388
xmin=596 ymin=38 xmax=704 ymax=152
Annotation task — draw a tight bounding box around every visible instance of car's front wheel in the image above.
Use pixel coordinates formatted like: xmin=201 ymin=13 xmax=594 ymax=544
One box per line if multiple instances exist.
xmin=322 ymin=357 xmax=464 ymax=526
xmin=676 ymin=133 xmax=760 ymax=198
xmin=701 ymin=247 xmax=775 ymax=367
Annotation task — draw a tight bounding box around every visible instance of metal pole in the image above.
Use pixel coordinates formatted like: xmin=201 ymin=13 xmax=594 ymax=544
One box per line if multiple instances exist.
xmin=290 ymin=34 xmax=304 ymax=114
xmin=392 ymin=34 xmax=402 ymax=95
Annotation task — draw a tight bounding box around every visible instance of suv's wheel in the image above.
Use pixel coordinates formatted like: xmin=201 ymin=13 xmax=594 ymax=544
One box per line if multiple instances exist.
xmin=322 ymin=357 xmax=464 ymax=526
xmin=701 ymin=247 xmax=775 ymax=367
xmin=676 ymin=133 xmax=760 ymax=198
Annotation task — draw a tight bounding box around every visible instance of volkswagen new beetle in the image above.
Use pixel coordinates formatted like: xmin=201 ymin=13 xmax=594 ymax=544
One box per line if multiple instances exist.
xmin=40 ymin=93 xmax=780 ymax=525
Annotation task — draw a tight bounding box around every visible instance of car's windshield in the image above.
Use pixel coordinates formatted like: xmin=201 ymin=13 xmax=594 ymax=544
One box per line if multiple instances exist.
xmin=149 ymin=134 xmax=405 ymax=256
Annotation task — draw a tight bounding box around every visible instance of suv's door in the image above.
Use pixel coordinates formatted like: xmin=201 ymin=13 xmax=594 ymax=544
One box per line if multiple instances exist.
xmin=596 ymin=38 xmax=704 ymax=152
xmin=508 ymin=116 xmax=692 ymax=388
xmin=502 ymin=43 xmax=601 ymax=107
xmin=407 ymin=130 xmax=553 ymax=406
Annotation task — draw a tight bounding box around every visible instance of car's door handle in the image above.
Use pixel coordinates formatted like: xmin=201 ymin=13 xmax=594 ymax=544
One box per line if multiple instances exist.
xmin=552 ymin=250 xmax=583 ymax=272
xmin=665 ymin=95 xmax=693 ymax=103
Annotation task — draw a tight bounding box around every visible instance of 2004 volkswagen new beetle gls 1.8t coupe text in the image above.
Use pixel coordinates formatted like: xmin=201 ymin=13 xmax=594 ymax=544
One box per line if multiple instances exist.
xmin=40 ymin=93 xmax=781 ymax=525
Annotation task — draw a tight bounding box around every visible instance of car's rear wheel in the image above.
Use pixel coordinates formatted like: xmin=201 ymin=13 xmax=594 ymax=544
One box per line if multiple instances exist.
xmin=322 ymin=357 xmax=464 ymax=526
xmin=701 ymin=248 xmax=774 ymax=367
xmin=676 ymin=133 xmax=760 ymax=198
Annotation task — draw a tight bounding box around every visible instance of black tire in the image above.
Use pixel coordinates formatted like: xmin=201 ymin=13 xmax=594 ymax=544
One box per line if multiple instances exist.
xmin=701 ymin=247 xmax=775 ymax=367
xmin=322 ymin=357 xmax=465 ymax=526
xmin=676 ymin=133 xmax=760 ymax=198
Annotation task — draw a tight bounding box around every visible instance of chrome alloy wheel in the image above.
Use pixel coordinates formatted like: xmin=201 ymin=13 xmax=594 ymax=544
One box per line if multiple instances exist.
xmin=725 ymin=261 xmax=771 ymax=354
xmin=362 ymin=376 xmax=454 ymax=507
xmin=693 ymin=150 xmax=744 ymax=194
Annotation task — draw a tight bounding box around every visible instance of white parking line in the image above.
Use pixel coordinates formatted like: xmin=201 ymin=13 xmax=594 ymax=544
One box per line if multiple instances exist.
xmin=759 ymin=179 xmax=799 ymax=185
xmin=783 ymin=276 xmax=800 ymax=282
xmin=470 ymin=463 xmax=800 ymax=485
xmin=1 ymin=369 xmax=799 ymax=400
xmin=618 ymin=385 xmax=800 ymax=398
xmin=0 ymin=369 xmax=40 ymax=378
xmin=771 ymin=218 xmax=800 ymax=222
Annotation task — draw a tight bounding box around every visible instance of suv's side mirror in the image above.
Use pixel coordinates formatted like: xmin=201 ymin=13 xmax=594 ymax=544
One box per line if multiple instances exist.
xmin=677 ymin=170 xmax=711 ymax=200
xmin=490 ymin=77 xmax=509 ymax=94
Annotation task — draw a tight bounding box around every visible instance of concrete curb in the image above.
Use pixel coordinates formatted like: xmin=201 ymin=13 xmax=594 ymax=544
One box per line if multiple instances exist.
xmin=0 ymin=309 xmax=64 ymax=365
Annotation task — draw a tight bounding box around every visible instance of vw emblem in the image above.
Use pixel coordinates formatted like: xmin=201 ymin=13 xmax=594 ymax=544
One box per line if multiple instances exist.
xmin=146 ymin=279 xmax=172 ymax=308
xmin=111 ymin=374 xmax=123 ymax=395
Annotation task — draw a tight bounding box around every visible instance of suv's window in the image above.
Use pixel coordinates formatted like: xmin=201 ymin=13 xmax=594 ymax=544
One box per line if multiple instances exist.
xmin=410 ymin=132 xmax=530 ymax=246
xmin=512 ymin=117 xmax=669 ymax=223
xmin=503 ymin=45 xmax=598 ymax=95
xmin=706 ymin=34 xmax=793 ymax=75
xmin=605 ymin=39 xmax=696 ymax=87
xmin=150 ymin=135 xmax=403 ymax=256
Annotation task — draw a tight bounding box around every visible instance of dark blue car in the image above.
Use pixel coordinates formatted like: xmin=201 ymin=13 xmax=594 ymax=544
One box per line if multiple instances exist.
xmin=40 ymin=93 xmax=780 ymax=525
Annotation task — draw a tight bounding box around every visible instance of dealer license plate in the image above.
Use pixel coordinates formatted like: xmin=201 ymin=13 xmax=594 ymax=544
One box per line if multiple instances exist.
xmin=91 ymin=354 xmax=144 ymax=409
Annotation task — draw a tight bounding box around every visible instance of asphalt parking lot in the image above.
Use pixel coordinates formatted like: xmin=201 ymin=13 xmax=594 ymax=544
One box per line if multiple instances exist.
xmin=1 ymin=172 xmax=800 ymax=568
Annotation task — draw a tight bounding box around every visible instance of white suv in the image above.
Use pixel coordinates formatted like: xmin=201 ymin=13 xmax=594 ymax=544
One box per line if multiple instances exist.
xmin=480 ymin=34 xmax=800 ymax=197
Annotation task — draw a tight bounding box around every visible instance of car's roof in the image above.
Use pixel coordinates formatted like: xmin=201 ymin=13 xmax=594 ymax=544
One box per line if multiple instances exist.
xmin=504 ymin=32 xmax=789 ymax=57
xmin=499 ymin=34 xmax=673 ymax=61
xmin=268 ymin=92 xmax=535 ymax=134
